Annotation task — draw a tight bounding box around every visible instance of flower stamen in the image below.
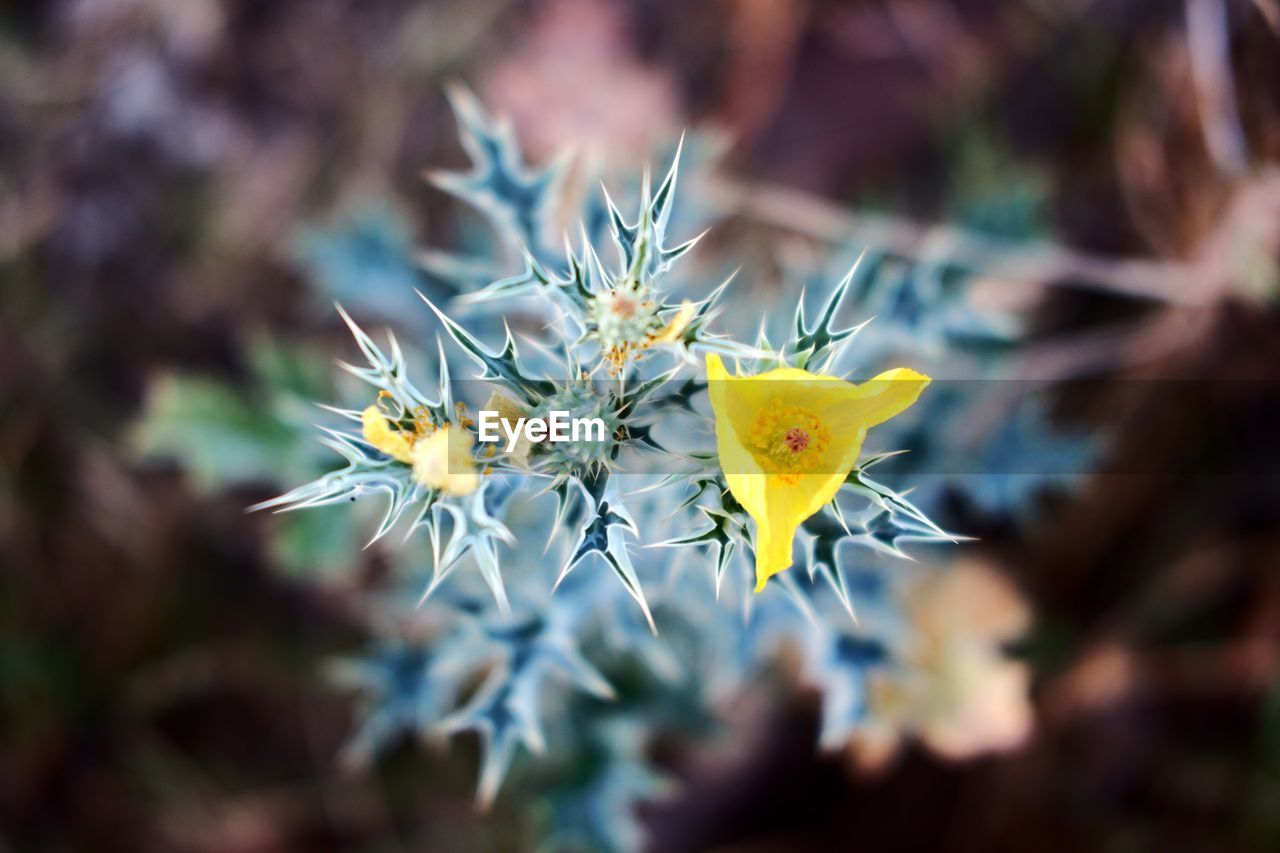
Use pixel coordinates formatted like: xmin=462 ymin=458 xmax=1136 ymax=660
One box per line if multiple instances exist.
xmin=748 ymin=398 xmax=830 ymax=484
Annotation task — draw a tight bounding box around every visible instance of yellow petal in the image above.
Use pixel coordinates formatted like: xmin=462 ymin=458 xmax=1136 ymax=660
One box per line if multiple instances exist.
xmin=361 ymin=405 xmax=415 ymax=464
xmin=412 ymin=425 xmax=478 ymax=495
xmin=707 ymin=352 xmax=767 ymax=519
xmin=826 ymin=367 xmax=931 ymax=430
xmin=713 ymin=361 xmax=854 ymax=437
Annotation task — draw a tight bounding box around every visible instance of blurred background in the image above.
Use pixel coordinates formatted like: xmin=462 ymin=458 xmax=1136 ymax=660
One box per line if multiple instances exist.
xmin=2 ymin=0 xmax=1279 ymax=850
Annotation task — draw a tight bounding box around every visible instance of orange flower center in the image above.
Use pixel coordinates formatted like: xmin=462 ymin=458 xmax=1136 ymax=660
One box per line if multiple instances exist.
xmin=611 ymin=295 xmax=639 ymax=319
xmin=749 ymin=400 xmax=830 ymax=483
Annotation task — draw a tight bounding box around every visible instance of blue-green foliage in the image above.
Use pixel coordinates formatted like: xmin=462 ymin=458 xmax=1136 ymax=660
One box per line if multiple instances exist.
xmin=779 ymin=250 xmax=1095 ymax=518
xmin=256 ymin=89 xmax=1088 ymax=851
xmin=292 ymin=203 xmax=439 ymax=327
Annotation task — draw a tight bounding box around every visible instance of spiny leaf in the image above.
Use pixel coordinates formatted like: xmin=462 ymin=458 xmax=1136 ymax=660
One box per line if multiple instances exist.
xmin=555 ymin=479 xmax=654 ymax=632
xmin=334 ymin=304 xmax=445 ymax=418
xmin=602 ymin=138 xmax=699 ymax=283
xmin=786 ymin=257 xmax=871 ymax=370
xmin=430 ymin=83 xmax=564 ymax=264
xmin=420 ymin=293 xmax=556 ymax=403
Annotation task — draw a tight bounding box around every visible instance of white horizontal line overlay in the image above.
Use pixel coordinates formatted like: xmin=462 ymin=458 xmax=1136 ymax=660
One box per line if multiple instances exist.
xmin=476 ymin=410 xmax=607 ymax=452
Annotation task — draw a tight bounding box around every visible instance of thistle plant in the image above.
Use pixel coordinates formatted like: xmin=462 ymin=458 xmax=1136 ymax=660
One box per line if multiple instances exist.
xmin=250 ymin=89 xmax=1045 ymax=850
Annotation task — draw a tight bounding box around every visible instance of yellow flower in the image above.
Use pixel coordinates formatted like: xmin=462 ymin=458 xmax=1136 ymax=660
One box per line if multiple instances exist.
xmin=361 ymin=404 xmax=478 ymax=496
xmin=706 ymin=353 xmax=929 ymax=591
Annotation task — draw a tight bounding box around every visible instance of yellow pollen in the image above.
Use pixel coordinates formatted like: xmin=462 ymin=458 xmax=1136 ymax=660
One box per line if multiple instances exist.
xmin=603 ymin=344 xmax=629 ymax=375
xmin=748 ymin=399 xmax=830 ymax=483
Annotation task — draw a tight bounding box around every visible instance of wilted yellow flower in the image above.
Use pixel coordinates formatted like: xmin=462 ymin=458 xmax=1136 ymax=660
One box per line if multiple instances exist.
xmin=849 ymin=561 xmax=1032 ymax=770
xmin=482 ymin=391 xmax=533 ymax=467
xmin=361 ymin=403 xmax=478 ymax=496
xmin=361 ymin=404 xmax=415 ymax=464
xmin=705 ymin=353 xmax=929 ymax=591
xmin=412 ymin=425 xmax=479 ymax=496
xmin=648 ymin=299 xmax=696 ymax=344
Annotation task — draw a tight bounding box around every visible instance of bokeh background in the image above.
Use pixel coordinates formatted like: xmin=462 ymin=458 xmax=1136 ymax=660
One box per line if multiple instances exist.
xmin=3 ymin=0 xmax=1280 ymax=850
